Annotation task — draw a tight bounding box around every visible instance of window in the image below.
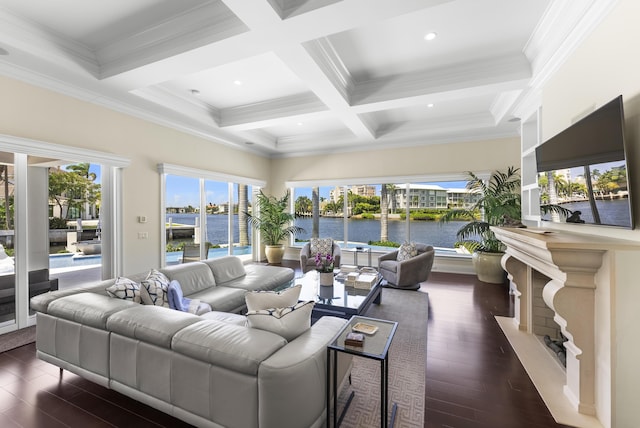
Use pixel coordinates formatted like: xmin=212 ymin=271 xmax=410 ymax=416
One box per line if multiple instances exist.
xmin=288 ymin=177 xmax=472 ymax=254
xmin=160 ymin=164 xmax=264 ymax=265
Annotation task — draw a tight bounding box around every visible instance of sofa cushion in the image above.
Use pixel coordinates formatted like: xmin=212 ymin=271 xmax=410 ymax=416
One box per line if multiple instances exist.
xmin=106 ymin=305 xmax=201 ymax=348
xmin=203 ymin=256 xmax=246 ymax=284
xmin=200 ymin=311 xmax=247 ymax=326
xmin=140 ymin=269 xmax=171 ymax=307
xmin=47 ymin=293 xmax=137 ymax=329
xmin=245 ymin=284 xmax=301 ymax=312
xmin=228 ymin=265 xmax=295 ymax=292
xmin=188 ymin=286 xmax=248 ymax=313
xmin=172 ymin=319 xmax=287 ymax=375
xmin=106 ymin=277 xmax=142 ymax=303
xmin=160 ymin=262 xmax=216 ymax=295
xmin=246 ymin=301 xmax=314 ymax=341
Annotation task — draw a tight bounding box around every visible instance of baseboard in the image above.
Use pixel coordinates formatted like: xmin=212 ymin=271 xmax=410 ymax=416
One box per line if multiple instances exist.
xmin=0 ymin=325 xmax=36 ymax=353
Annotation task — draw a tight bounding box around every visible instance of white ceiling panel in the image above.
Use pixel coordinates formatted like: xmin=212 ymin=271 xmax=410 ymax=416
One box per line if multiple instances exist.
xmin=159 ymin=52 xmax=312 ymax=109
xmin=0 ymin=0 xmax=612 ymax=157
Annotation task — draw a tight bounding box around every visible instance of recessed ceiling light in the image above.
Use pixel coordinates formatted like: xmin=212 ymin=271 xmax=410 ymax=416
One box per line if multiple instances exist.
xmin=190 ymin=89 xmax=200 ymax=96
xmin=234 ymin=80 xmax=243 ymax=86
xmin=297 ymin=122 xmax=303 ymax=126
xmin=427 ymin=103 xmax=434 ymax=108
xmin=424 ymin=32 xmax=437 ymax=41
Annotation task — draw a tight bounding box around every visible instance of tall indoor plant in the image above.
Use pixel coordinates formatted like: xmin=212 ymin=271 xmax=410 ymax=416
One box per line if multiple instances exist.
xmin=246 ymin=190 xmax=304 ymax=263
xmin=439 ymin=167 xmax=522 ymax=283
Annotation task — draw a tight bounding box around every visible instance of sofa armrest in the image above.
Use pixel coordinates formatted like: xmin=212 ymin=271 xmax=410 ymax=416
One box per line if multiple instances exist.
xmin=378 ymin=250 xmax=399 ymax=264
xmin=259 ymin=316 xmax=351 ymax=428
xmin=332 ymin=243 xmax=341 ymax=267
xmin=299 ymin=243 xmax=311 ymax=271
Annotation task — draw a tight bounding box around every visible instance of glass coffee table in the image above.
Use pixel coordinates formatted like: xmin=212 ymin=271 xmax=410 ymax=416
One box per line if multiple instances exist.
xmin=294 ymin=269 xmax=383 ymax=320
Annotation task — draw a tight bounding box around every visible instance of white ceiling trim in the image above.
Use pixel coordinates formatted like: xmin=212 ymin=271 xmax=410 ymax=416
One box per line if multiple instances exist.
xmin=158 ymin=162 xmax=266 ymax=187
xmin=0 ymin=134 xmax=130 ymax=167
xmin=351 ymin=54 xmax=531 ymax=107
xmin=524 ymin=0 xmax=619 ymax=92
xmin=0 ymin=7 xmax=99 ymax=77
xmin=303 ymin=38 xmax=354 ymax=103
xmin=99 ymin=2 xmax=247 ymax=79
xmin=219 ymin=93 xmax=327 ymax=129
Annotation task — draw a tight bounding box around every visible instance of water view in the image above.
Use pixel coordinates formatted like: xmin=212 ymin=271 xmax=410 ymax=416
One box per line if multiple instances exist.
xmin=167 ymin=213 xmax=466 ymax=249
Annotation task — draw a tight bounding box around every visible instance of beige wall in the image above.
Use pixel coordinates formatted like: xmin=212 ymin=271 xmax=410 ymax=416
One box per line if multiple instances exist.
xmin=270 ymin=137 xmax=521 ymax=196
xmin=0 ymin=76 xmax=270 ymax=274
xmin=541 ymin=0 xmax=640 ymax=243
xmin=539 ymin=1 xmax=640 ymax=426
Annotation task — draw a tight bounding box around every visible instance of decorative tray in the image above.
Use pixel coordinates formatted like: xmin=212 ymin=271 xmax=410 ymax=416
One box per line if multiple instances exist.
xmin=352 ymin=322 xmax=378 ymax=335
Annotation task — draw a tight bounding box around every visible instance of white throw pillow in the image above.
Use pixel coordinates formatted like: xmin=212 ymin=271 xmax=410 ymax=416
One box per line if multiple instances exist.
xmin=309 ymin=237 xmax=333 ymax=257
xmin=246 ymin=301 xmax=314 ymax=341
xmin=397 ymin=242 xmax=418 ymax=261
xmin=140 ymin=269 xmax=171 ymax=307
xmin=245 ymin=284 xmax=301 ymax=312
xmin=106 ymin=277 xmax=142 ymax=303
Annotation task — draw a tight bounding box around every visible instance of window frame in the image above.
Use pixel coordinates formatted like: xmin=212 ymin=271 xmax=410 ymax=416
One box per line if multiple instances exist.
xmin=158 ymin=163 xmax=265 ymax=266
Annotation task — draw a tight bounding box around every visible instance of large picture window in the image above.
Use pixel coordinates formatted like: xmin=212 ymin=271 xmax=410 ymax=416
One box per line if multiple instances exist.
xmin=289 ymin=177 xmax=475 ymax=254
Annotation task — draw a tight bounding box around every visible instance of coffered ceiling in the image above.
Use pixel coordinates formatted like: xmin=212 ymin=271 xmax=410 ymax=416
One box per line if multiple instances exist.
xmin=0 ymin=0 xmax=613 ymax=157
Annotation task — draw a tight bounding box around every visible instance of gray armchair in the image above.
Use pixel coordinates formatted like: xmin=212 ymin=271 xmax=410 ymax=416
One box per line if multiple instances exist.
xmin=378 ymin=243 xmax=435 ymax=290
xmin=299 ymin=240 xmax=342 ymax=273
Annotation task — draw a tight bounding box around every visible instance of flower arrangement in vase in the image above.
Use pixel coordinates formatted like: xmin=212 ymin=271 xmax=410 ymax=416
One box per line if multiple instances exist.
xmin=315 ymin=252 xmax=335 ymax=286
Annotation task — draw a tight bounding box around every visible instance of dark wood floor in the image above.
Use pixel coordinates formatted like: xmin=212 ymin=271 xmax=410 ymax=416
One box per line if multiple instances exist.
xmin=0 ymin=263 xmax=571 ymax=428
xmin=423 ymin=272 xmax=571 ymax=428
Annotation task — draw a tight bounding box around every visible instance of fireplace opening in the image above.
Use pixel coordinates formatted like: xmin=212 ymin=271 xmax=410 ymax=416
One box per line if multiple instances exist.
xmin=544 ymin=333 xmax=567 ymax=366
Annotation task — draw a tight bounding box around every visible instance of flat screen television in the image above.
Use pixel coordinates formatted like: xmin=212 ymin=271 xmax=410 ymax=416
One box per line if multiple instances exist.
xmin=535 ymin=95 xmax=634 ymax=228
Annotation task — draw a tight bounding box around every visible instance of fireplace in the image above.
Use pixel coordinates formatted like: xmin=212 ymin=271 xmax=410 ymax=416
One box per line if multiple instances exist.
xmin=492 ymin=226 xmax=640 ymax=428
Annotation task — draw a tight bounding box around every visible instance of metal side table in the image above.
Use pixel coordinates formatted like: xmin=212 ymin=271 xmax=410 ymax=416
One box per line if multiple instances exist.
xmin=326 ymin=315 xmax=398 ymax=428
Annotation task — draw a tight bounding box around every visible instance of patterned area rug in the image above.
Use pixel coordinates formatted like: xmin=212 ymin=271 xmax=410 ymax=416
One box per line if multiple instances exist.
xmin=336 ymin=288 xmax=428 ymax=427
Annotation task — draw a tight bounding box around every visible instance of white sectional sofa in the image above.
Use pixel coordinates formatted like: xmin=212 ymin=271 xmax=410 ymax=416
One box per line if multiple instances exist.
xmin=30 ymin=257 xmax=352 ymax=428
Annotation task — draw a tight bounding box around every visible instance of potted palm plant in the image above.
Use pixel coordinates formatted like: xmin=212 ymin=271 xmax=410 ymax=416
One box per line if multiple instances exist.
xmin=439 ymin=167 xmax=522 ymax=284
xmin=246 ymin=190 xmax=304 ymax=264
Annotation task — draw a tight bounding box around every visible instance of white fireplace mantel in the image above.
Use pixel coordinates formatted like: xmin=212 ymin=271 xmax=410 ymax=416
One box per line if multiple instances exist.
xmin=491 ymin=227 xmax=640 ymax=428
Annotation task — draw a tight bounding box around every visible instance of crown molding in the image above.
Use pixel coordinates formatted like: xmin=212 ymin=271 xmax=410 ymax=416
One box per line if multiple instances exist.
xmin=490 ymin=90 xmax=524 ymax=123
xmin=351 ymin=53 xmax=531 ymax=107
xmin=97 ymin=2 xmax=247 ymax=79
xmin=524 ymin=0 xmax=619 ymax=91
xmin=132 ymin=86 xmax=222 ymax=126
xmin=303 ymin=37 xmax=354 ymax=104
xmin=0 ymin=7 xmax=99 ymax=77
xmin=219 ymin=93 xmax=327 ymax=129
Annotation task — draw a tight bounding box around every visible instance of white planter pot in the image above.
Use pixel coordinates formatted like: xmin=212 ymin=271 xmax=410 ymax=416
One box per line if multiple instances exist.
xmin=472 ymin=251 xmax=506 ymax=284
xmin=265 ymin=245 xmax=285 ymax=264
xmin=319 ymin=272 xmax=334 ymax=286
